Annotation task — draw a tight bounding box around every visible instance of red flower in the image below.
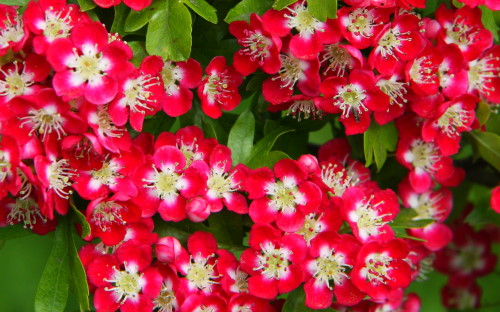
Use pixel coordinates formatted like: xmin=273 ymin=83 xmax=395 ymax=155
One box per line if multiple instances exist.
xmin=198 ymin=56 xmax=243 ymax=118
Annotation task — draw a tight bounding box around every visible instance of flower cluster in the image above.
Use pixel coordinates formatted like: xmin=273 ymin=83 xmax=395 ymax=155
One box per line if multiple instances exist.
xmin=1 ymin=0 xmax=500 ymax=311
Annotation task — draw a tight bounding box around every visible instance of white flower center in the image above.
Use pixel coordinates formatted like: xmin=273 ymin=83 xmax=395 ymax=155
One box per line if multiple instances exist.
xmin=143 ymin=166 xmax=184 ymax=201
xmin=349 ymin=195 xmax=391 ymax=239
xmin=468 ymin=54 xmax=500 ymax=96
xmin=0 ymin=150 xmax=11 ymax=182
xmin=285 ymin=3 xmax=322 ymax=35
xmin=377 ymin=78 xmax=408 ymax=108
xmin=364 ymin=253 xmax=393 ymax=285
xmin=19 ymin=105 xmax=66 ymax=140
xmin=266 ymin=178 xmax=305 ymax=214
xmin=153 ymin=283 xmax=178 ymax=312
xmin=255 ymin=242 xmax=291 ymax=280
xmin=377 ymin=28 xmax=412 ymax=59
xmin=91 ymin=201 xmax=126 ymax=232
xmin=207 ymin=166 xmax=236 ymax=199
xmin=275 ymin=54 xmax=303 ymax=89
xmin=0 ymin=62 xmax=34 ymax=100
xmin=312 ymin=249 xmax=351 ymax=289
xmin=67 ymin=44 xmax=109 ymax=85
xmin=333 ymin=84 xmax=367 ymax=121
xmin=0 ymin=13 xmax=24 ymax=48
xmin=437 ymin=103 xmax=471 ymax=137
xmin=321 ymin=163 xmax=356 ymax=197
xmin=346 ymin=9 xmax=379 ymax=38
xmin=7 ymin=198 xmax=47 ymax=229
xmin=47 ymin=159 xmax=75 ymax=198
xmin=123 ymin=75 xmax=159 ymax=113
xmin=407 ymin=139 xmax=440 ymax=172
xmin=446 ymin=17 xmax=479 ymax=47
xmin=296 ymin=213 xmax=323 ymax=244
xmin=43 ymin=7 xmax=73 ymax=41
xmin=96 ymin=105 xmax=124 ymax=138
xmin=240 ymin=31 xmax=271 ymax=62
xmin=185 ymin=254 xmax=220 ymax=290
xmin=322 ymin=44 xmax=353 ymax=77
xmin=287 ymin=99 xmax=322 ymax=121
xmin=161 ymin=62 xmax=182 ymax=95
xmin=105 ymin=268 xmax=142 ymax=303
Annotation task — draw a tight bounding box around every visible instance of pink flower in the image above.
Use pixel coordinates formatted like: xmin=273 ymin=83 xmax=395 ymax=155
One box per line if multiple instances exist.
xmin=198 ymin=56 xmax=243 ymax=118
xmin=46 ymin=21 xmax=134 ymax=104
xmin=229 ymin=13 xmax=282 ymax=75
xmin=240 ymin=224 xmax=306 ymax=299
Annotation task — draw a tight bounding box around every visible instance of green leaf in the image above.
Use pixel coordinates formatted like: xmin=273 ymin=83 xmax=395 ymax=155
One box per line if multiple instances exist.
xmin=34 ymin=218 xmax=70 ymax=312
xmin=481 ymin=5 xmax=500 ymax=42
xmin=110 ymin=4 xmax=129 ymax=34
xmin=70 ymin=202 xmax=91 ymax=239
xmin=307 ymin=0 xmax=337 ymax=22
xmin=392 ymin=209 xmax=434 ymax=229
xmin=282 ymin=286 xmax=336 ymax=312
xmin=76 ymin=0 xmax=96 ymax=11
xmin=0 ymin=223 xmax=33 ymax=240
xmin=201 ymin=115 xmax=228 ymax=144
xmin=146 ymin=0 xmax=192 ymax=61
xmin=182 ymin=0 xmax=218 ymax=24
xmin=452 ymin=0 xmax=464 ymax=8
xmin=469 ymin=130 xmax=500 ymax=172
xmin=364 ymin=122 xmax=398 ymax=171
xmin=225 ymin=0 xmax=274 ymax=23
xmin=124 ymin=0 xmax=162 ymax=33
xmin=68 ymin=230 xmax=89 ymax=311
xmin=128 ymin=41 xmax=148 ymax=67
xmin=227 ymin=110 xmax=255 ymax=165
xmin=273 ymin=0 xmax=298 ymax=10
xmin=477 ymin=100 xmax=491 ymax=126
xmin=207 ymin=210 xmax=243 ymax=246
xmin=0 ymin=0 xmax=29 ymax=5
xmin=246 ymin=150 xmax=290 ymax=169
xmin=246 ymin=127 xmax=294 ymax=168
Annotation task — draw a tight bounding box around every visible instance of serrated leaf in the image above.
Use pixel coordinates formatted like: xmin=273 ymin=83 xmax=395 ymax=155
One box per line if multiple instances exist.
xmin=146 ymin=0 xmax=192 ymax=61
xmin=477 ymin=101 xmax=491 ymax=126
xmin=364 ymin=122 xmax=398 ymax=171
xmin=225 ymin=0 xmax=274 ymax=23
xmin=246 ymin=127 xmax=294 ymax=168
xmin=76 ymin=0 xmax=96 ymax=11
xmin=481 ymin=5 xmax=500 ymax=42
xmin=273 ymin=0 xmax=298 ymax=10
xmin=227 ymin=110 xmax=255 ymax=165
xmin=34 ymin=217 xmax=70 ymax=312
xmin=0 ymin=223 xmax=33 ymax=240
xmin=70 ymin=202 xmax=90 ymax=239
xmin=124 ymin=0 xmax=162 ymax=32
xmin=182 ymin=0 xmax=217 ymax=24
xmin=469 ymin=130 xmax=500 ymax=172
xmin=110 ymin=4 xmax=129 ymax=34
xmin=307 ymin=0 xmax=337 ymax=22
xmin=68 ymin=230 xmax=89 ymax=311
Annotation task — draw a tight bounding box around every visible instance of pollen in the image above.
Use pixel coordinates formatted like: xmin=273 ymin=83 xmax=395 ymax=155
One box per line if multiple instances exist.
xmin=333 ymin=84 xmax=367 ymax=121
xmin=0 ymin=61 xmax=34 ymax=100
xmin=275 ymin=54 xmax=302 ymax=89
xmin=7 ymin=198 xmax=47 ymax=229
xmin=285 ymin=3 xmax=321 ymax=35
xmin=322 ymin=44 xmax=353 ymax=77
xmin=143 ymin=166 xmax=183 ymax=201
xmin=287 ymin=99 xmax=322 ymax=121
xmin=91 ymin=161 xmax=122 ymax=185
xmin=153 ymin=283 xmax=178 ymax=312
xmin=297 ymin=213 xmax=323 ymax=244
xmin=377 ymin=78 xmax=408 ymax=108
xmin=123 ymin=74 xmax=159 ymax=113
xmin=312 ymin=249 xmax=350 ymax=289
xmin=0 ymin=150 xmax=11 ymax=182
xmin=255 ymin=242 xmax=291 ymax=280
xmin=266 ymin=178 xmax=304 ymax=214
xmin=436 ymin=103 xmax=472 ymax=137
xmin=105 ymin=268 xmax=142 ymax=303
xmin=68 ymin=44 xmax=109 ymax=85
xmin=364 ymin=253 xmax=393 ymax=285
xmin=350 ymin=195 xmax=391 ymax=238
xmin=91 ymin=201 xmax=126 ymax=232
xmin=185 ymin=254 xmax=220 ymax=290
xmin=19 ymin=105 xmax=66 ymax=140
xmin=207 ymin=166 xmax=236 ymax=199
xmin=96 ymin=105 xmax=124 ymax=138
xmin=320 ymin=163 xmax=355 ymax=197
xmin=0 ymin=13 xmax=25 ymax=49
xmin=161 ymin=62 xmax=182 ymax=95
xmin=408 ymin=139 xmax=441 ymax=172
xmin=43 ymin=7 xmax=73 ymax=41
xmin=346 ymin=9 xmax=378 ymax=38
xmin=47 ymin=159 xmax=75 ymax=198
xmin=240 ymin=31 xmax=271 ymax=62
